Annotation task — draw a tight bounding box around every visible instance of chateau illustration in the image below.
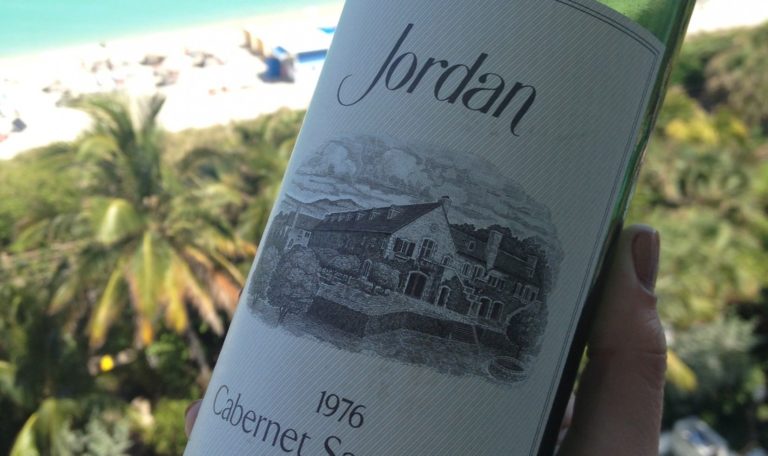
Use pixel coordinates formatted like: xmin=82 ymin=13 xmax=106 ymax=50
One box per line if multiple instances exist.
xmin=251 ymin=195 xmax=552 ymax=384
xmin=274 ymin=196 xmax=542 ymax=321
xmin=247 ymin=135 xmax=561 ymax=384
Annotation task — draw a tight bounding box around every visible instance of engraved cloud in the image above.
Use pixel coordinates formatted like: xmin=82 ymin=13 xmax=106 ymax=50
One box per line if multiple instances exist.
xmin=290 ymin=135 xmax=563 ymax=267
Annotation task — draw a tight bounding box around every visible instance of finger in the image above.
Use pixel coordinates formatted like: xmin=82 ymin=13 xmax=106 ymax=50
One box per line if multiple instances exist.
xmin=560 ymin=394 xmax=575 ymax=431
xmin=558 ymin=225 xmax=666 ymax=456
xmin=185 ymin=400 xmax=202 ymax=438
xmin=558 ymin=394 xmax=575 ymax=445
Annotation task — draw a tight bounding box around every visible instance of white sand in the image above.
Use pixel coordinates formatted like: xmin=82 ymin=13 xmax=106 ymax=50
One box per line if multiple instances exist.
xmin=0 ymin=4 xmax=344 ymax=159
xmin=1 ymin=0 xmax=766 ymax=160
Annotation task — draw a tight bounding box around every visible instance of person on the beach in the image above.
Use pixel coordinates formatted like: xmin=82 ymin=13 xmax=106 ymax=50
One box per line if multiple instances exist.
xmin=184 ymin=225 xmax=666 ymax=455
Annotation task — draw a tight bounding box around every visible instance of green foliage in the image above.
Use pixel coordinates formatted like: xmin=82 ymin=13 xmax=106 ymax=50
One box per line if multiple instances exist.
xmin=703 ymin=23 xmax=768 ymax=132
xmin=36 ymin=94 xmax=254 ymax=350
xmin=627 ymin=24 xmax=768 ymax=448
xmin=231 ymin=109 xmax=302 ymax=243
xmin=58 ymin=411 xmax=132 ymax=456
xmin=142 ymin=399 xmax=190 ymax=456
xmin=0 ymin=106 xmax=300 ymax=453
xmin=630 ymin=87 xmax=767 ymax=325
xmin=9 ymin=398 xmax=79 ymax=456
xmin=664 ymin=317 xmax=764 ymax=447
xmin=670 ymin=32 xmax=734 ymax=97
xmin=143 ymin=332 xmax=201 ymax=399
xmin=668 ymin=318 xmax=761 ymax=407
xmin=0 ymin=143 xmax=80 ymax=250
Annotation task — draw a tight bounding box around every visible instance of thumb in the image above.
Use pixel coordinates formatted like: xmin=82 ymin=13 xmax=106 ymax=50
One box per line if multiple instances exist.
xmin=558 ymin=225 xmax=666 ymax=456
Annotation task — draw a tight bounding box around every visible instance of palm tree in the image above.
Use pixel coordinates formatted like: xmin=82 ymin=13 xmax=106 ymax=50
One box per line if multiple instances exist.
xmin=39 ymin=94 xmax=254 ymax=382
xmin=230 ymin=108 xmax=302 ymax=242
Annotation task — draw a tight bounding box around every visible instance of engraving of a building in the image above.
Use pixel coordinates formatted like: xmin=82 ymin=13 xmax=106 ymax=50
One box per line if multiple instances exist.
xmin=284 ymin=196 xmax=543 ymax=327
xmin=272 ymin=211 xmax=322 ymax=250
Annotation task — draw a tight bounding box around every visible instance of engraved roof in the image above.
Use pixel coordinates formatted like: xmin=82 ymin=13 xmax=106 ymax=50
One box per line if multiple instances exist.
xmin=313 ymin=201 xmax=443 ymax=234
xmin=450 ymin=225 xmax=534 ymax=279
xmin=292 ymin=213 xmax=322 ymax=230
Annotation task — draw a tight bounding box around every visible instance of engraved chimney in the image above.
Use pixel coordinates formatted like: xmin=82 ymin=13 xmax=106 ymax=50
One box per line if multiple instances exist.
xmin=486 ymin=230 xmax=503 ymax=271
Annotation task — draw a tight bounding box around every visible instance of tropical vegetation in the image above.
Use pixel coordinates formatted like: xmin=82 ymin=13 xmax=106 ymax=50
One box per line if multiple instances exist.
xmin=1 ymin=22 xmax=767 ymax=454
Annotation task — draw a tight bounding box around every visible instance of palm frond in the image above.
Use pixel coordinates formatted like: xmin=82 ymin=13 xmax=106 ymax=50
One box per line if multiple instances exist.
xmin=667 ymin=349 xmax=699 ymax=392
xmin=208 ymin=250 xmax=245 ymax=285
xmin=138 ymin=95 xmax=165 ymax=139
xmin=210 ymin=271 xmax=240 ymax=316
xmin=177 ymin=259 xmax=223 ymax=335
xmin=124 ymin=232 xmax=171 ymax=346
xmin=88 ymin=262 xmax=126 ymax=349
xmin=86 ymin=197 xmax=144 ymax=246
xmin=10 ymin=412 xmax=40 ymax=456
xmin=163 ymin=253 xmax=190 ymax=333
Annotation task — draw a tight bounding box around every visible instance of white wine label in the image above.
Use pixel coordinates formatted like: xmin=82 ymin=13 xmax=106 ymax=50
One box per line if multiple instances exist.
xmin=185 ymin=0 xmax=664 ymax=455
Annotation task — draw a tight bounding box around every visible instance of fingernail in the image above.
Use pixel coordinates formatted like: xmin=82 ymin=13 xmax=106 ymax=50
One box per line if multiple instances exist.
xmin=632 ymin=229 xmax=660 ymax=291
xmin=185 ymin=400 xmax=202 ymax=437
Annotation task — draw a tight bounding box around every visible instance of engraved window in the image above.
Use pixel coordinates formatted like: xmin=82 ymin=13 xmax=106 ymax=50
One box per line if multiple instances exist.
xmin=499 ymin=280 xmax=507 ymax=290
xmin=488 ymin=276 xmax=500 ymax=288
xmin=478 ymin=297 xmax=491 ymax=318
xmin=357 ymin=212 xmax=365 ymax=221
xmin=514 ymin=282 xmax=523 ymax=298
xmin=393 ymin=238 xmax=415 ymax=257
xmin=467 ymin=240 xmax=476 ymax=250
xmin=441 ymin=255 xmax=453 ymax=266
xmin=461 ymin=263 xmax=471 ymax=276
xmin=387 ymin=207 xmax=401 ymax=219
xmin=472 ymin=265 xmax=485 ymax=279
xmin=436 ymin=286 xmax=450 ymax=307
xmin=523 ymin=285 xmax=539 ymax=303
xmin=419 ymin=239 xmax=436 ymax=259
xmin=491 ymin=301 xmax=503 ymax=321
xmin=361 ymin=260 xmax=372 ymax=279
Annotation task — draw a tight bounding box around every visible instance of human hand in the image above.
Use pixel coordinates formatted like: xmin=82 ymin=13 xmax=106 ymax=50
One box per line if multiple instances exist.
xmin=185 ymin=225 xmax=665 ymax=455
xmin=556 ymin=224 xmax=665 ymax=455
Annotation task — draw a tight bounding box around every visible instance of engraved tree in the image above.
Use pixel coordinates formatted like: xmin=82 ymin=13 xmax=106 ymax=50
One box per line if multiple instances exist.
xmin=328 ymin=255 xmax=361 ymax=278
xmin=370 ymin=263 xmax=401 ymax=291
xmin=506 ymin=302 xmax=548 ymax=360
xmin=248 ymin=246 xmax=280 ymax=303
xmin=267 ymin=246 xmax=320 ymax=323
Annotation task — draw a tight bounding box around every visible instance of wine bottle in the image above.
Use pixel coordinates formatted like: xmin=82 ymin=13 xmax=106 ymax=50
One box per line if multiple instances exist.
xmin=185 ymin=1 xmax=695 ymax=454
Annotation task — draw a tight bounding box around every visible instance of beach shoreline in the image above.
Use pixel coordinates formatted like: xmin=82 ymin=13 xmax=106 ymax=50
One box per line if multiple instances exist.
xmin=0 ymin=1 xmax=345 ymax=61
xmin=2 ymin=0 xmax=768 ymax=160
xmin=0 ymin=3 xmax=344 ymax=159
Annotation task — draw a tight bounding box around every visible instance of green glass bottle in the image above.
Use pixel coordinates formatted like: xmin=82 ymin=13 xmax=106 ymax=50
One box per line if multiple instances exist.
xmin=186 ymin=1 xmax=696 ymax=455
xmin=603 ymin=0 xmax=696 ymax=220
xmin=541 ymin=2 xmax=695 ymax=453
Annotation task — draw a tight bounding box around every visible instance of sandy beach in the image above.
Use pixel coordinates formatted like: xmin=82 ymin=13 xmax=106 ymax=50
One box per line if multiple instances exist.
xmin=0 ymin=3 xmax=344 ymax=159
xmin=1 ymin=0 xmax=766 ymax=160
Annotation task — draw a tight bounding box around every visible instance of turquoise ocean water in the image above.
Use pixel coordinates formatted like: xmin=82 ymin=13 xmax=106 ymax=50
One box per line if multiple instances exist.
xmin=0 ymin=0 xmax=341 ymax=57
